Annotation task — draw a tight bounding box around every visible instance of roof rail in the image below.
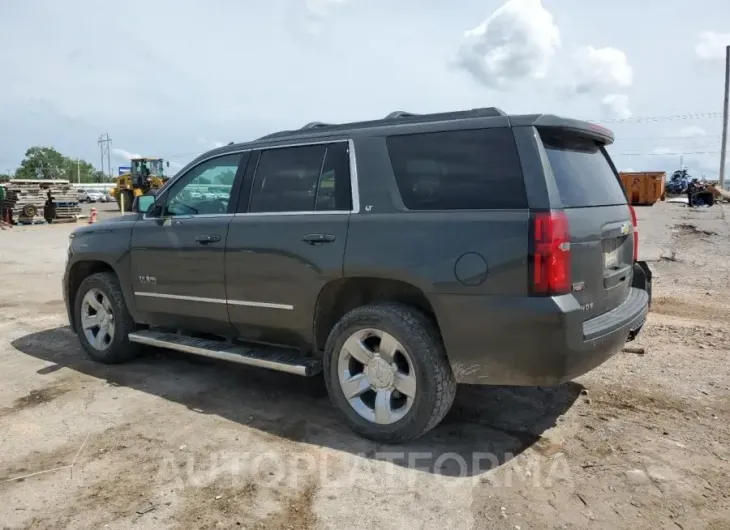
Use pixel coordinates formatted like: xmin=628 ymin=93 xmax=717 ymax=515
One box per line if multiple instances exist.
xmin=300 ymin=122 xmax=331 ymax=130
xmin=385 ymin=111 xmax=418 ymax=119
xmin=471 ymin=107 xmax=506 ymax=116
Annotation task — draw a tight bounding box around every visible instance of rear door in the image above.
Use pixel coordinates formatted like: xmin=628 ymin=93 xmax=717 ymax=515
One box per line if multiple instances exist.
xmin=538 ymin=129 xmax=633 ymax=319
xmin=225 ymin=140 xmax=353 ymax=348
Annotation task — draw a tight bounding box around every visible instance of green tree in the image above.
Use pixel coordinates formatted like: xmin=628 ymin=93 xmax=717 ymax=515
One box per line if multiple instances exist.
xmin=14 ymin=146 xmax=102 ymax=183
xmin=15 ymin=146 xmax=68 ymax=180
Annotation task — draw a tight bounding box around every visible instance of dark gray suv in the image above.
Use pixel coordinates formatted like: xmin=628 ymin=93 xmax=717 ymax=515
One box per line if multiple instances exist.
xmin=62 ymin=107 xmax=651 ymax=443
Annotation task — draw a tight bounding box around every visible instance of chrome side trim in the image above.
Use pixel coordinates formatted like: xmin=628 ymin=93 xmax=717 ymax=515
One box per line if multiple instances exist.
xmin=259 ymin=139 xmax=348 ymax=149
xmin=142 ymin=213 xmax=234 ymax=221
xmin=144 ymin=139 xmax=360 ymax=220
xmin=135 ymin=292 xmax=226 ymax=304
xmin=348 ymin=138 xmax=361 ymax=214
xmin=233 ymin=211 xmax=350 ymax=217
xmin=134 ymin=292 xmax=293 ymax=310
xmin=227 ymin=299 xmax=294 ymax=310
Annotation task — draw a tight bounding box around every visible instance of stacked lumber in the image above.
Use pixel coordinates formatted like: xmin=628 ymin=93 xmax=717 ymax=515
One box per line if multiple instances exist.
xmin=45 ymin=180 xmax=81 ymax=221
xmin=2 ymin=179 xmax=80 ymax=224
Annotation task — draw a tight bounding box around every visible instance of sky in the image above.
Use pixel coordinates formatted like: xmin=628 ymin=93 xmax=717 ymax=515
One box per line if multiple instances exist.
xmin=1 ymin=0 xmax=730 ymax=179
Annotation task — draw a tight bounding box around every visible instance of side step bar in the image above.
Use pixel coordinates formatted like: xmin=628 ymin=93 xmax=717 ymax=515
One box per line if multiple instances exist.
xmin=128 ymin=330 xmax=322 ymax=377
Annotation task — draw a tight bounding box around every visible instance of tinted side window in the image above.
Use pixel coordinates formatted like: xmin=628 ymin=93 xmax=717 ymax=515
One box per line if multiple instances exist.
xmin=247 ymin=142 xmax=352 ymax=213
xmin=540 ymin=130 xmax=627 ymax=208
xmin=248 ymin=145 xmax=325 ymax=213
xmin=316 ymin=143 xmax=352 ymax=212
xmin=164 ymin=153 xmax=242 ymax=216
xmin=386 ymin=128 xmax=527 ymax=210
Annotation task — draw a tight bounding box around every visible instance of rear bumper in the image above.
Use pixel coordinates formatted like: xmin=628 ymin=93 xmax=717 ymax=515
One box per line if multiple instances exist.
xmin=433 ymin=282 xmax=650 ymax=386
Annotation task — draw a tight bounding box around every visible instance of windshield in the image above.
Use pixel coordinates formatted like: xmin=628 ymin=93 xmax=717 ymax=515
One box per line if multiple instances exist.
xmin=132 ymin=159 xmax=164 ymax=176
xmin=540 ymin=130 xmax=627 ymax=208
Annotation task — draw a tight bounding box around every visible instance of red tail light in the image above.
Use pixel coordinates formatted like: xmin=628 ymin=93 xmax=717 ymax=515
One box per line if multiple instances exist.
xmin=628 ymin=205 xmax=638 ymax=261
xmin=530 ymin=211 xmax=571 ymax=295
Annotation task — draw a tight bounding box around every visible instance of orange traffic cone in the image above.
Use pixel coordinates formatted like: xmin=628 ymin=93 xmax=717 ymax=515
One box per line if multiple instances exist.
xmin=89 ymin=207 xmax=97 ymax=224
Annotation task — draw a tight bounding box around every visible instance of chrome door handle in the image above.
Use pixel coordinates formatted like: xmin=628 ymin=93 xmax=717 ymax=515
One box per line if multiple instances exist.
xmin=195 ymin=235 xmax=221 ymax=244
xmin=302 ymin=233 xmax=336 ymax=245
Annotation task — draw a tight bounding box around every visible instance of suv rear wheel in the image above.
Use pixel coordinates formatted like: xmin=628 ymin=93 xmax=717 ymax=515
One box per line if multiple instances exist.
xmin=323 ymin=303 xmax=456 ymax=443
xmin=74 ymin=272 xmax=140 ymax=364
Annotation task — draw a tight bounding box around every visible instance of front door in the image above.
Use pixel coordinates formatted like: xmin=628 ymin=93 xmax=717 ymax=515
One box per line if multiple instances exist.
xmin=130 ymin=151 xmax=248 ymax=335
xmin=226 ymin=141 xmax=354 ymax=348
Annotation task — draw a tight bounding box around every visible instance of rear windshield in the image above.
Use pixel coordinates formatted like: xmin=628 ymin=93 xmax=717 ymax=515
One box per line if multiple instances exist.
xmin=540 ymin=130 xmax=627 ymax=208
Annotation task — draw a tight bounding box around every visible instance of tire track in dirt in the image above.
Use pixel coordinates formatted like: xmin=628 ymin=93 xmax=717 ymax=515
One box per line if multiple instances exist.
xmin=650 ymin=295 xmax=730 ymax=322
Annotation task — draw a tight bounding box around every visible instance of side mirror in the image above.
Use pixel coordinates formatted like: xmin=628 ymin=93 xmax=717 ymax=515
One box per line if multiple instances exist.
xmin=133 ymin=195 xmax=157 ymax=215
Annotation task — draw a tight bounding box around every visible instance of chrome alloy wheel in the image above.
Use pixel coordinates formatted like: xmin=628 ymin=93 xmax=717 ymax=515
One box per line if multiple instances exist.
xmin=80 ymin=288 xmax=115 ymax=351
xmin=337 ymin=328 xmax=417 ymax=425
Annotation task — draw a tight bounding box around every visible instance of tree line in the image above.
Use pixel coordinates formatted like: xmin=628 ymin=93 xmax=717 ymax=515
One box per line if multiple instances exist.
xmin=0 ymin=146 xmax=109 ymax=183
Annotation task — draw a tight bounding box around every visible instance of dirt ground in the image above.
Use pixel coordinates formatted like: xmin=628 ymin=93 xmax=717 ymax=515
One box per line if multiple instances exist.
xmin=1 ymin=201 xmax=729 ymax=529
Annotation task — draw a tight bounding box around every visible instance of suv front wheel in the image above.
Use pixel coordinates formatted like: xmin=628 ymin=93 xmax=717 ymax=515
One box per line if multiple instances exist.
xmin=323 ymin=303 xmax=457 ymax=443
xmin=74 ymin=271 xmax=140 ymax=364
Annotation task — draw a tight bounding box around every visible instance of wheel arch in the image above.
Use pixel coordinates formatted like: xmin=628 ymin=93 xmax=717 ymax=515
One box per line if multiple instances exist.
xmin=67 ymin=259 xmax=139 ymax=330
xmin=312 ymin=277 xmax=441 ymax=353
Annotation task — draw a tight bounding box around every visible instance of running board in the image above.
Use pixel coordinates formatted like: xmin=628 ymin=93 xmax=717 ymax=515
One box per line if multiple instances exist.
xmin=128 ymin=330 xmax=322 ymax=377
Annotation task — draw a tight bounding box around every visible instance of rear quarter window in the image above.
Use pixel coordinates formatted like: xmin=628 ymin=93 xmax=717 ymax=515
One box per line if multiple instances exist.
xmin=386 ymin=128 xmax=527 ymax=210
xmin=540 ymin=130 xmax=627 ymax=208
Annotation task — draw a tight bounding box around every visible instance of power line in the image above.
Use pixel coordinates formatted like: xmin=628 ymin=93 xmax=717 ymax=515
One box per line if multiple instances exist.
xmin=591 ymin=112 xmax=723 ymax=124
xmin=614 ymin=134 xmax=722 ymax=141
xmin=98 ymin=134 xmax=112 ymax=180
xmin=1 ymin=111 xmax=727 ymax=170
xmin=618 ymin=150 xmax=721 ymax=157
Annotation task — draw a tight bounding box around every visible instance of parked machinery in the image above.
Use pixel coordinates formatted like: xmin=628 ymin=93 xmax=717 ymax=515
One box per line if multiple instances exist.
xmin=110 ymin=157 xmax=169 ymax=212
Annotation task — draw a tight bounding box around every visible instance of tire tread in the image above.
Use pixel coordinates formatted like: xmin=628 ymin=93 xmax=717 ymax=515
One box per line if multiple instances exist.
xmin=323 ymin=302 xmax=456 ymax=443
xmin=75 ymin=271 xmax=140 ymax=364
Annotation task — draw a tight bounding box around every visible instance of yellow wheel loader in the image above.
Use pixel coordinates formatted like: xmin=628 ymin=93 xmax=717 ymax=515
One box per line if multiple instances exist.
xmin=111 ymin=157 xmax=170 ymax=212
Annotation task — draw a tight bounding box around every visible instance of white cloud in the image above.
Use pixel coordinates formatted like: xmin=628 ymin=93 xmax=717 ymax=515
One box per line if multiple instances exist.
xmin=454 ymin=0 xmax=561 ymax=90
xmin=601 ymin=94 xmax=632 ymax=119
xmin=112 ymin=148 xmax=141 ymax=161
xmin=570 ymin=46 xmax=633 ymax=94
xmin=695 ymin=31 xmax=730 ymax=62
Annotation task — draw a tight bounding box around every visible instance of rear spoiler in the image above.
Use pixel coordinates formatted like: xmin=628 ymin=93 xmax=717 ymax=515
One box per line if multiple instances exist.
xmin=511 ymin=115 xmax=615 ymax=146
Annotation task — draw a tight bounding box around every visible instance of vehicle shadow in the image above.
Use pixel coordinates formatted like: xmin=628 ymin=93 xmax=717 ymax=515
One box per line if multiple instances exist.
xmin=11 ymin=326 xmax=583 ymax=478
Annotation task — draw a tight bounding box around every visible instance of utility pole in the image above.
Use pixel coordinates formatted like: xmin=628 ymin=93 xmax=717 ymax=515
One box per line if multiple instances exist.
xmin=719 ymin=45 xmax=730 ymax=190
xmin=76 ymin=158 xmax=81 ymax=184
xmin=98 ymin=133 xmax=112 ymax=181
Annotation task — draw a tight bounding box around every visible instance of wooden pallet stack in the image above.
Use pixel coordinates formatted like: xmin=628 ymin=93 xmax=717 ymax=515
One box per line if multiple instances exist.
xmin=45 ymin=180 xmax=81 ymax=222
xmin=2 ymin=179 xmax=80 ymax=224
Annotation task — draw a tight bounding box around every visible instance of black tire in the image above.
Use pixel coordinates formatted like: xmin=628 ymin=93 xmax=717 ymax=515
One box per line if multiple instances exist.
xmin=74 ymin=272 xmax=141 ymax=364
xmin=323 ymin=303 xmax=456 ymax=444
xmin=22 ymin=204 xmax=37 ymax=217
